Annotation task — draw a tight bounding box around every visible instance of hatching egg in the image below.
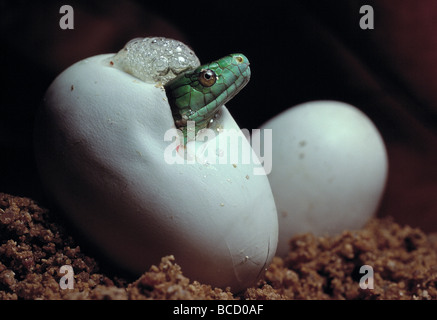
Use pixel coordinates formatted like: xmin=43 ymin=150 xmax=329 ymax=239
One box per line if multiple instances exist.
xmin=34 ymin=37 xmax=278 ymax=292
xmin=258 ymin=101 xmax=388 ymax=256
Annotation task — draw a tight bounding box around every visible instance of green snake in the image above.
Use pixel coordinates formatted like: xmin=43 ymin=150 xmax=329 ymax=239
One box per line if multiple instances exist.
xmin=165 ymin=53 xmax=251 ymax=140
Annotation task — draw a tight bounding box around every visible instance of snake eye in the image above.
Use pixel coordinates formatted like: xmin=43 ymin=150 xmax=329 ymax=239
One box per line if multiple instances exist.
xmin=198 ymin=69 xmax=217 ymax=87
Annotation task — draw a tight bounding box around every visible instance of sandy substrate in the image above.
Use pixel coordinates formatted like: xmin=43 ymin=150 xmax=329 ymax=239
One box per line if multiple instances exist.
xmin=0 ymin=192 xmax=436 ymax=300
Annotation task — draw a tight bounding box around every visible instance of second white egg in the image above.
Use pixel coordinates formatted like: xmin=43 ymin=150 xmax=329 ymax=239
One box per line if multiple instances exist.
xmin=257 ymin=101 xmax=388 ymax=256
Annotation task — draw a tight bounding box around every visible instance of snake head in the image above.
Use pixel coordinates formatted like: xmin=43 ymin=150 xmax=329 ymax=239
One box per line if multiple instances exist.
xmin=165 ymin=53 xmax=251 ymax=134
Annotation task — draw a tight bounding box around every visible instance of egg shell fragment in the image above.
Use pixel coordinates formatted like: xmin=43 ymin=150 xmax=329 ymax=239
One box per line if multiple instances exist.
xmin=259 ymin=101 xmax=388 ymax=256
xmin=34 ymin=54 xmax=278 ymax=292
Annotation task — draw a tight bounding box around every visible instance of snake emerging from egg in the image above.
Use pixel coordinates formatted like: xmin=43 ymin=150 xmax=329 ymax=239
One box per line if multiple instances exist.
xmin=111 ymin=37 xmax=251 ymax=141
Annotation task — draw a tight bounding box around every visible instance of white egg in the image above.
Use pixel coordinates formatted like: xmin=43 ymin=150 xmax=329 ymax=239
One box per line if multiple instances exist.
xmin=258 ymin=101 xmax=388 ymax=256
xmin=34 ymin=49 xmax=278 ymax=291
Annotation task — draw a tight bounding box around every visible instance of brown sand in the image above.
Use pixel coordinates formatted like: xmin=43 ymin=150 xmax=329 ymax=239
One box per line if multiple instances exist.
xmin=0 ymin=192 xmax=436 ymax=300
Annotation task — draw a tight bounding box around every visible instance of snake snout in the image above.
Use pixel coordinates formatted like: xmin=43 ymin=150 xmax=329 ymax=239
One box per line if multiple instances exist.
xmin=232 ymin=53 xmax=250 ymax=67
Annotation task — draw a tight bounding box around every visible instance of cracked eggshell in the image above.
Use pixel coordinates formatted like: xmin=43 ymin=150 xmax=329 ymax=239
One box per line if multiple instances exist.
xmin=34 ymin=54 xmax=278 ymax=292
xmin=260 ymin=101 xmax=388 ymax=256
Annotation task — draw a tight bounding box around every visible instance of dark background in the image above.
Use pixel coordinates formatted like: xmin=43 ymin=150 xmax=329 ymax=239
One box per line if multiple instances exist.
xmin=1 ymin=0 xmax=436 ymax=231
